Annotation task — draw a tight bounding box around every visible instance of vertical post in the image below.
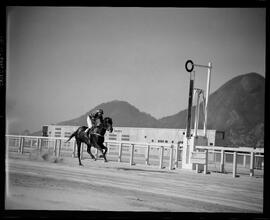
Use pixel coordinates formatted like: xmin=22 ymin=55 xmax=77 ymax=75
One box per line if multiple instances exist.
xmin=169 ymin=145 xmax=174 ymax=170
xmin=233 ymin=151 xmax=237 ymax=178
xmin=57 ymin=140 xmax=61 ymax=158
xmin=40 ymin=138 xmax=43 ymax=152
xmin=194 ymin=90 xmax=201 ymax=137
xmin=243 ymin=154 xmax=246 ymax=168
xmin=17 ymin=137 xmax=21 ymax=153
xmin=53 ymin=140 xmax=57 ymax=156
xmin=118 ymin=143 xmax=122 ymax=162
xmin=195 ymin=151 xmax=199 ymax=173
xmin=130 ymin=144 xmax=134 ymax=166
xmin=72 ymin=140 xmax=76 ymax=158
xmin=37 ymin=138 xmax=40 ymax=151
xmin=20 ymin=137 xmax=24 ymax=154
xmin=203 ymin=149 xmax=208 ymax=175
xmin=220 ymin=149 xmax=224 ymax=173
xmin=174 ymin=144 xmax=179 ymax=168
xmin=159 ymin=146 xmax=164 ymax=169
xmin=204 ymin=62 xmax=212 ymax=136
xmin=250 ymin=151 xmax=254 ymax=176
xmin=186 ymin=71 xmax=195 ymax=138
xmin=145 ymin=145 xmax=150 ymax=165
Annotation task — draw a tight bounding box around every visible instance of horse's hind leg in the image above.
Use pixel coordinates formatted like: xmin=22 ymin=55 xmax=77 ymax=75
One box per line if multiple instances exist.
xmin=97 ymin=143 xmax=108 ymax=162
xmin=76 ymin=141 xmax=83 ymax=166
xmin=101 ymin=144 xmax=108 ymax=162
xmin=87 ymin=144 xmax=96 ymax=161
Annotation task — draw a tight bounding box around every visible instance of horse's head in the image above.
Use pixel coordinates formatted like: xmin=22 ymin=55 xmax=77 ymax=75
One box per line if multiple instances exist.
xmin=103 ymin=117 xmax=113 ymax=133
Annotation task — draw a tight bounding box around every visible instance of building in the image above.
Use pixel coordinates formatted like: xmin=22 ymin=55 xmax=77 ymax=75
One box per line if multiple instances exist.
xmin=42 ymin=125 xmax=225 ymax=146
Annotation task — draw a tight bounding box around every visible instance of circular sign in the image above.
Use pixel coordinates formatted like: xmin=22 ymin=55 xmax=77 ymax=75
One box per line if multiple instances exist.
xmin=185 ymin=60 xmax=194 ymax=72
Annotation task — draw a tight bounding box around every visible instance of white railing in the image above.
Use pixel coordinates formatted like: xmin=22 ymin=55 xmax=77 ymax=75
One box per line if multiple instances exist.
xmin=196 ymin=145 xmax=264 ymax=177
xmin=6 ymin=135 xmax=264 ymax=177
xmin=5 ymin=135 xmax=182 ymax=170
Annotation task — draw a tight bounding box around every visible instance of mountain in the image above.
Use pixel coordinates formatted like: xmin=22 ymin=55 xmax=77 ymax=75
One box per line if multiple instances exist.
xmin=159 ymin=72 xmax=265 ymax=147
xmin=58 ymin=100 xmax=160 ymax=128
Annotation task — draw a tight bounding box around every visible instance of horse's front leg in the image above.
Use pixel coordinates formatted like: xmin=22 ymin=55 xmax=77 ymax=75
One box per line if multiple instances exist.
xmin=87 ymin=144 xmax=96 ymax=161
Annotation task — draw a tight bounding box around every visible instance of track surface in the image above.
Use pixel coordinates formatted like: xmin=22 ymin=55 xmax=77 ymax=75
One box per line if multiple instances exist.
xmin=5 ymin=157 xmax=263 ymax=212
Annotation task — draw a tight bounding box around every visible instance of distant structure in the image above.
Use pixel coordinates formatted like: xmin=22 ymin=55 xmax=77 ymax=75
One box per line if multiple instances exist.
xmin=42 ymin=125 xmax=225 ymax=147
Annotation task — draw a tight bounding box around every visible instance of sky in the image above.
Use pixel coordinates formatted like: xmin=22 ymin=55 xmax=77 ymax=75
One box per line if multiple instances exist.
xmin=6 ymin=7 xmax=266 ymax=134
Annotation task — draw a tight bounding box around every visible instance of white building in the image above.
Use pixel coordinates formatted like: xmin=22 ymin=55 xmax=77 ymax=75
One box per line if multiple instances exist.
xmin=42 ymin=125 xmax=225 ymax=146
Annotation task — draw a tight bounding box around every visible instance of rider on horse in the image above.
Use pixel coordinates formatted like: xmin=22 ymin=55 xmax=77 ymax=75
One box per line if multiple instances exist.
xmin=85 ymin=109 xmax=104 ymax=134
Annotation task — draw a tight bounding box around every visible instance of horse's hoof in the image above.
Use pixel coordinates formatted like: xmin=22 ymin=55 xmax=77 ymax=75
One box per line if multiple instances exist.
xmin=79 ymin=164 xmax=83 ymax=166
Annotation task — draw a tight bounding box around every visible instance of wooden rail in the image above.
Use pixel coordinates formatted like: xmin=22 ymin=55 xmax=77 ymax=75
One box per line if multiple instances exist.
xmin=6 ymin=135 xmax=264 ymax=177
xmin=196 ymin=145 xmax=264 ymax=177
xmin=6 ymin=135 xmax=181 ymax=171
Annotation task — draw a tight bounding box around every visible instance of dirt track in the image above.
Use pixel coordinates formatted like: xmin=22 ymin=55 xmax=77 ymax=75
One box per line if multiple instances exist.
xmin=5 ymin=157 xmax=263 ymax=212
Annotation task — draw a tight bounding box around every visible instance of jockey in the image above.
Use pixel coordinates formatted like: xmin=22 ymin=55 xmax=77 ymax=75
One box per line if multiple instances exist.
xmin=85 ymin=109 xmax=104 ymax=134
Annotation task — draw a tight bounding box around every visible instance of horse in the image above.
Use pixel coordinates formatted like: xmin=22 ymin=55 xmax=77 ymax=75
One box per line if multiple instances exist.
xmin=65 ymin=117 xmax=113 ymax=166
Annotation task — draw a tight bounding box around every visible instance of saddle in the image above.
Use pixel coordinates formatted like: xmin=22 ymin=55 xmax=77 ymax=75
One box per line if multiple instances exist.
xmin=86 ymin=125 xmax=100 ymax=136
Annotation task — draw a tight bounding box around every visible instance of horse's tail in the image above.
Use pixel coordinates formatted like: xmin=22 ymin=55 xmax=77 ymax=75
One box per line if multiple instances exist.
xmin=65 ymin=130 xmax=77 ymax=143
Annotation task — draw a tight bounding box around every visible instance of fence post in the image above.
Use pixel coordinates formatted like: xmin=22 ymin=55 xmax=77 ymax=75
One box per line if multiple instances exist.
xmin=72 ymin=141 xmax=76 ymax=158
xmin=169 ymin=145 xmax=174 ymax=170
xmin=54 ymin=140 xmax=57 ymax=156
xmin=145 ymin=145 xmax=150 ymax=165
xmin=233 ymin=151 xmax=237 ymax=178
xmin=159 ymin=146 xmax=164 ymax=169
xmin=57 ymin=140 xmax=61 ymax=158
xmin=243 ymin=154 xmax=246 ymax=168
xmin=250 ymin=151 xmax=254 ymax=177
xmin=203 ymin=149 xmax=208 ymax=175
xmin=118 ymin=143 xmax=122 ymax=162
xmin=37 ymin=138 xmax=40 ymax=151
xmin=130 ymin=144 xmax=134 ymax=166
xmin=175 ymin=144 xmax=179 ymax=168
xmin=195 ymin=149 xmax=199 ymax=173
xmin=20 ymin=137 xmax=24 ymax=154
xmin=220 ymin=149 xmax=224 ymax=173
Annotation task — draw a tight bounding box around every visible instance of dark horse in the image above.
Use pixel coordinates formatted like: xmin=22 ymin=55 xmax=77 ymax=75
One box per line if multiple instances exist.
xmin=65 ymin=117 xmax=113 ymax=166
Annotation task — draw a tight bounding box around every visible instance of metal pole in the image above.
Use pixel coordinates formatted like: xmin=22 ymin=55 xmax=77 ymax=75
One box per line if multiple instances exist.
xmin=186 ymin=71 xmax=195 ymax=138
xmin=204 ymin=62 xmax=212 ymax=136
xmin=194 ymin=89 xmax=201 ymax=137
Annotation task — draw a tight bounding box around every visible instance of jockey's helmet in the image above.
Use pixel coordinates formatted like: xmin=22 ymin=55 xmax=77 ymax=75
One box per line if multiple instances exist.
xmin=97 ymin=109 xmax=103 ymax=115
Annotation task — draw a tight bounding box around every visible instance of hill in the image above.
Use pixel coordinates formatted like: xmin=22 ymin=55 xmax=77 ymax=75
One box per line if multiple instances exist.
xmin=58 ymin=100 xmax=160 ymax=128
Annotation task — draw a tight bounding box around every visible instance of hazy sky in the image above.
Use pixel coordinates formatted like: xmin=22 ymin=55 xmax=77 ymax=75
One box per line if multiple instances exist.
xmin=6 ymin=7 xmax=266 ymax=133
